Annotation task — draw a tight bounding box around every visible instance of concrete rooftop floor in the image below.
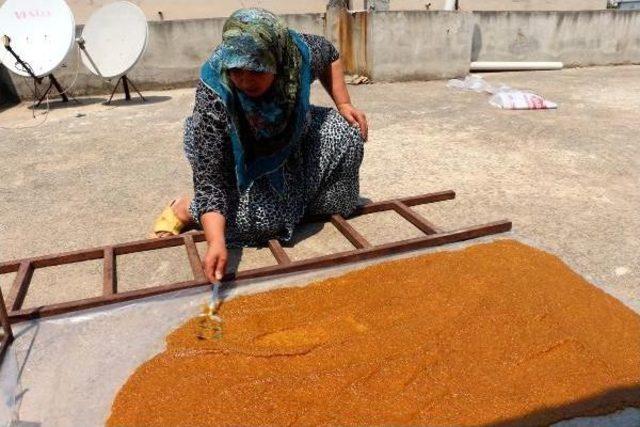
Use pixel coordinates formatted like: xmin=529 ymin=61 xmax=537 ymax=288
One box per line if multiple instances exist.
xmin=0 ymin=65 xmax=639 ymax=425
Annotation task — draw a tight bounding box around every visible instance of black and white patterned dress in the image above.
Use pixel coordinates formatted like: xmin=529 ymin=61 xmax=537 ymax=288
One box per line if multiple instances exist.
xmin=184 ymin=34 xmax=364 ymax=247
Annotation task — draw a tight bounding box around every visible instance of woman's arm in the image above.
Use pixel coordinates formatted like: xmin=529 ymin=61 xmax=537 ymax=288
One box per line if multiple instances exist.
xmin=201 ymin=211 xmax=227 ymax=281
xmin=300 ymin=33 xmax=368 ymax=141
xmin=185 ymin=83 xmax=233 ymax=282
xmin=321 ymin=58 xmax=368 ymax=141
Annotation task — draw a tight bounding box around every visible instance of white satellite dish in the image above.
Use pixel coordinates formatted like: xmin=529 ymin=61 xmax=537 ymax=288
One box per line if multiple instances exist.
xmin=78 ymin=1 xmax=148 ymax=103
xmin=0 ymin=0 xmax=75 ymax=78
xmin=80 ymin=1 xmax=148 ymax=79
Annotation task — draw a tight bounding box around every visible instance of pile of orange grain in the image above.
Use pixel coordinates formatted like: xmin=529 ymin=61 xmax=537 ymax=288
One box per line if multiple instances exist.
xmin=108 ymin=240 xmax=640 ymax=426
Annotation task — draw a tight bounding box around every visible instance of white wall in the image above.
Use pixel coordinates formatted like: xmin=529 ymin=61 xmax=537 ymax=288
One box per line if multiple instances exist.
xmin=460 ymin=0 xmax=607 ymax=11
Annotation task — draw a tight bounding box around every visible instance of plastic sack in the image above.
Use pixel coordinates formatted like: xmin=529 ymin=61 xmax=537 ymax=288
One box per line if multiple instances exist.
xmin=489 ymin=91 xmax=557 ymax=110
xmin=447 ymin=75 xmax=498 ymax=93
xmin=448 ymin=75 xmax=557 ymax=110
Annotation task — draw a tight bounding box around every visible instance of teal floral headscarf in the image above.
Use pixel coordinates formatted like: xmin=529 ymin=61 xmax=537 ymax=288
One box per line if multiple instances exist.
xmin=200 ymin=8 xmax=312 ymax=193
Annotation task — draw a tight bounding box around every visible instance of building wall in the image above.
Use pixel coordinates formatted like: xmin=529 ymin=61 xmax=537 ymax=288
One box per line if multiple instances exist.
xmin=365 ymin=0 xmax=453 ymax=11
xmin=459 ymin=0 xmax=607 ymax=11
xmin=359 ymin=9 xmax=640 ymax=81
xmin=368 ymin=11 xmax=473 ymax=81
xmin=2 ymin=0 xmax=609 ymax=26
xmin=2 ymin=13 xmax=325 ymax=99
xmin=364 ymin=0 xmax=607 ymax=10
xmin=471 ymin=11 xmax=640 ymax=66
xmin=3 ymin=8 xmax=640 ymax=98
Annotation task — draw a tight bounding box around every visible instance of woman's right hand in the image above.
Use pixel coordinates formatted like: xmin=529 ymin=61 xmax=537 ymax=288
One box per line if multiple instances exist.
xmin=203 ymin=239 xmax=228 ymax=282
xmin=201 ymin=211 xmax=227 ymax=282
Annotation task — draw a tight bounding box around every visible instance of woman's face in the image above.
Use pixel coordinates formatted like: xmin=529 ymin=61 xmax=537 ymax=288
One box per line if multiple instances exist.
xmin=229 ymin=69 xmax=275 ymax=98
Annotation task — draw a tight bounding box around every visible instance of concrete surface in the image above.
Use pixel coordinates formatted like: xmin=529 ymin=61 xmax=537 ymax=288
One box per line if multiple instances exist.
xmin=368 ymin=11 xmax=474 ymax=81
xmin=0 ymin=65 xmax=639 ymax=424
xmin=471 ymin=10 xmax=640 ymax=65
xmin=1 ymin=65 xmax=639 ymax=311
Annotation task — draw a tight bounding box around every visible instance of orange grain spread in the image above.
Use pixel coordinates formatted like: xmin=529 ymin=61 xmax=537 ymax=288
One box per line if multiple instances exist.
xmin=107 ymin=240 xmax=640 ymax=426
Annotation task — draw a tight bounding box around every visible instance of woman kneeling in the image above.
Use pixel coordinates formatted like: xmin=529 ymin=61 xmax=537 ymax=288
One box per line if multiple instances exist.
xmin=153 ymin=8 xmax=367 ymax=282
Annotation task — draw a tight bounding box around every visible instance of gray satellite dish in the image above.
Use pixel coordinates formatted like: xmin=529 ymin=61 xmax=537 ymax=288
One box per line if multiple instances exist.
xmin=0 ymin=0 xmax=77 ymax=104
xmin=78 ymin=1 xmax=148 ymax=103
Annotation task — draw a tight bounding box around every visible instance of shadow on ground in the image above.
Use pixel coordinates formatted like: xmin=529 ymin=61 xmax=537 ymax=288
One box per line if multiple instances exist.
xmin=285 ymin=222 xmax=325 ymax=247
xmin=26 ymin=95 xmax=172 ymax=111
xmin=28 ymin=97 xmax=105 ymax=110
xmin=101 ymin=95 xmax=172 ymax=107
xmin=492 ymin=385 xmax=640 ymax=426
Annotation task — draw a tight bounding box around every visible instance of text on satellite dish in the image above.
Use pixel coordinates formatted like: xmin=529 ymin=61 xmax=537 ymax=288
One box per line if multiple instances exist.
xmin=14 ymin=10 xmax=53 ymax=20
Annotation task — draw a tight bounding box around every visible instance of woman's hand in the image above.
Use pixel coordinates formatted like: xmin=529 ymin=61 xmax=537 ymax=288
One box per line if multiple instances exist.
xmin=201 ymin=211 xmax=227 ymax=282
xmin=203 ymin=239 xmax=228 ymax=282
xmin=337 ymin=103 xmax=368 ymax=141
xmin=321 ymin=59 xmax=369 ymax=142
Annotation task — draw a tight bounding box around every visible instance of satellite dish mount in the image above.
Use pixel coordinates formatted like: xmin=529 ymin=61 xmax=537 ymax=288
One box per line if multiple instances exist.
xmin=107 ymin=74 xmax=145 ymax=104
xmin=34 ymin=73 xmax=76 ymax=107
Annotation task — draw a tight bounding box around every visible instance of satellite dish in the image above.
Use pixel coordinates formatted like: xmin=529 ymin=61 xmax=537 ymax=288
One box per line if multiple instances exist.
xmin=0 ymin=0 xmax=75 ymax=78
xmin=80 ymin=1 xmax=148 ymax=79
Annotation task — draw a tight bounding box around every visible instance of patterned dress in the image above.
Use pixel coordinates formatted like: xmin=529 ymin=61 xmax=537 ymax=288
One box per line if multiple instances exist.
xmin=184 ymin=34 xmax=364 ymax=247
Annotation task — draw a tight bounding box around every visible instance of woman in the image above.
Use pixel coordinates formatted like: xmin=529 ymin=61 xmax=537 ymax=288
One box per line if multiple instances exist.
xmin=153 ymin=8 xmax=367 ymax=283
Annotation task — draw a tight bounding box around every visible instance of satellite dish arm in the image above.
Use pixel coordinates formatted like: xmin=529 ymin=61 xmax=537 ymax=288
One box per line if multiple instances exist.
xmin=2 ymin=34 xmax=42 ymax=82
xmin=76 ymin=37 xmax=105 ymax=79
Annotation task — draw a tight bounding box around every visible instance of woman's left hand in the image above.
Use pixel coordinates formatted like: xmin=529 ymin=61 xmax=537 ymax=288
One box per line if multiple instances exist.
xmin=337 ymin=103 xmax=368 ymax=142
